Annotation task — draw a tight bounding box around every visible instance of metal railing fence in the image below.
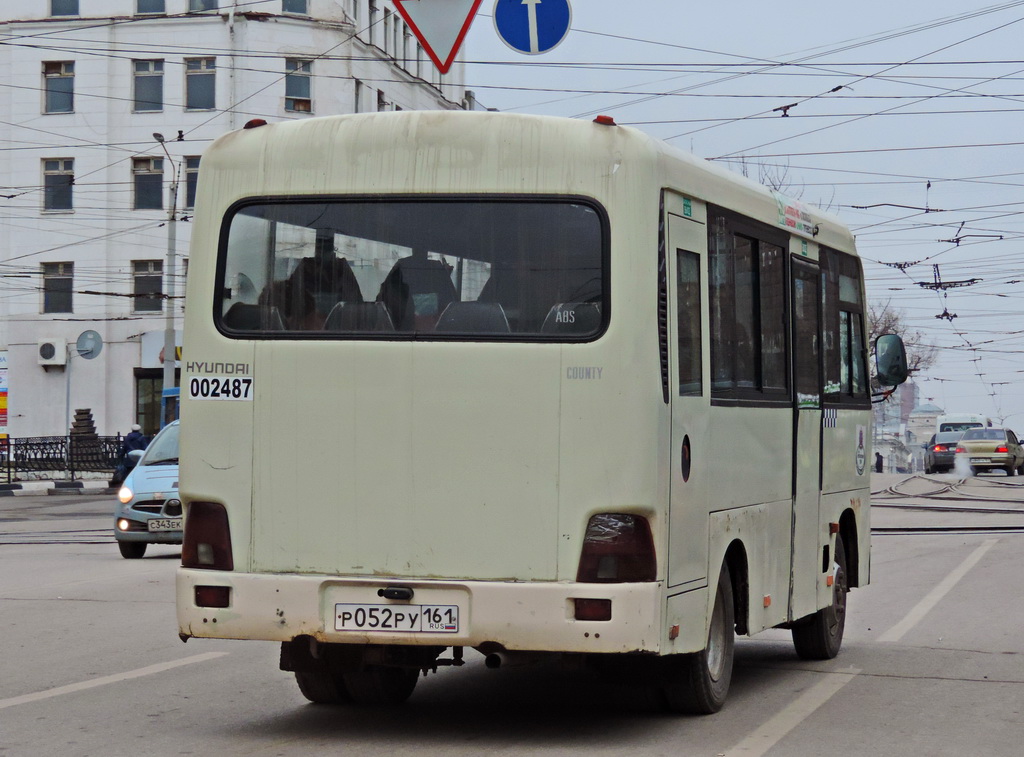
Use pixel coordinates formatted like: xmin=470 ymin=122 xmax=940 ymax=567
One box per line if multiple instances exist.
xmin=1 ymin=435 xmax=123 ymax=483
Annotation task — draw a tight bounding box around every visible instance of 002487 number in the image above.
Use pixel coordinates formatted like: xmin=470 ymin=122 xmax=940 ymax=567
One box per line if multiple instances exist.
xmin=187 ymin=376 xmax=254 ymax=401
xmin=335 ymin=603 xmax=459 ymax=633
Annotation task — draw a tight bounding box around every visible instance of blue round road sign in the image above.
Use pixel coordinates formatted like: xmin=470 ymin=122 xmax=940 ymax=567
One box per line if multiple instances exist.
xmin=493 ymin=0 xmax=571 ymax=55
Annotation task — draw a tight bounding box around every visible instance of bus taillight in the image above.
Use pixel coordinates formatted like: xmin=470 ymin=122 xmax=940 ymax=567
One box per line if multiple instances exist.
xmin=576 ymin=513 xmax=656 ymax=583
xmin=182 ymin=502 xmax=234 ymax=571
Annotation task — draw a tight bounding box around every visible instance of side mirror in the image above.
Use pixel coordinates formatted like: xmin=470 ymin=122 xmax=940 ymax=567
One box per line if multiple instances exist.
xmin=875 ymin=333 xmax=909 ymax=387
xmin=127 ymin=449 xmax=145 ymax=463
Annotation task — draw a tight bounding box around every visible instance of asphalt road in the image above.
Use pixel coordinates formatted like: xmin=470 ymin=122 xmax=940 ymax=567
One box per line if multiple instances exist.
xmin=2 ymin=477 xmax=1022 ymax=756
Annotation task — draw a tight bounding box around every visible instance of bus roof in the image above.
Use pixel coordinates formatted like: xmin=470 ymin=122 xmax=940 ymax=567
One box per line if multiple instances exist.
xmin=200 ymin=112 xmax=857 ymax=255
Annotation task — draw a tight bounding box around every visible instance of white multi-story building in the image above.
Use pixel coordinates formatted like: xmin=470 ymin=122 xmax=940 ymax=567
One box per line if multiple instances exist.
xmin=0 ymin=0 xmax=470 ymax=438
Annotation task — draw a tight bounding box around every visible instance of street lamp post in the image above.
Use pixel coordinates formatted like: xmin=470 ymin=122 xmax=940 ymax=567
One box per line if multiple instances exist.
xmin=154 ymin=134 xmax=179 ymax=410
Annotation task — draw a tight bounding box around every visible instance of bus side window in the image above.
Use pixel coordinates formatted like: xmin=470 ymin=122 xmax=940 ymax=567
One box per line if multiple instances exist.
xmin=675 ymin=250 xmax=702 ymax=396
xmin=822 ymin=248 xmax=868 ymax=402
xmin=707 ymin=210 xmax=787 ymax=398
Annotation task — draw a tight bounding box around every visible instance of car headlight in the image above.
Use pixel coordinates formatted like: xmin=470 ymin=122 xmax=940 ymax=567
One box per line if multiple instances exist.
xmin=118 ymin=486 xmax=134 ymax=504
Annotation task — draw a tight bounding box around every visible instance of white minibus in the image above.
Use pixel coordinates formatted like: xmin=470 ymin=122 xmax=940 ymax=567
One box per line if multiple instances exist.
xmin=176 ymin=111 xmax=907 ymax=713
xmin=936 ymin=413 xmax=991 ymax=434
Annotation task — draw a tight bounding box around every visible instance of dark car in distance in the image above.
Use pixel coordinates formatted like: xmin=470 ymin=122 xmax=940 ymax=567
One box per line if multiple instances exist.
xmin=923 ymin=431 xmax=963 ymax=474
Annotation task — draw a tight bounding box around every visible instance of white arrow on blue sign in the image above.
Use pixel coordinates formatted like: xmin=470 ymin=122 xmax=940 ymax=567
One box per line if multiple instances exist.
xmin=493 ymin=0 xmax=571 ymax=55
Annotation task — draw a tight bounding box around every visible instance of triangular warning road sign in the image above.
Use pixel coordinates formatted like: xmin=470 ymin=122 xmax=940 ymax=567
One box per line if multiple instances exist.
xmin=394 ymin=0 xmax=483 ymax=74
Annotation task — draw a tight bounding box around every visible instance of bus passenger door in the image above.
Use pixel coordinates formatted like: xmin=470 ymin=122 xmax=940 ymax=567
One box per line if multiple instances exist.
xmin=789 ymin=257 xmax=822 ymax=620
xmin=666 ymin=209 xmax=710 ymax=589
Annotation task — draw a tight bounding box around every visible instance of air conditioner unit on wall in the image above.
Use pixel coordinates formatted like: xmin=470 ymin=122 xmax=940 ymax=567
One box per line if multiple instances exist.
xmin=38 ymin=338 xmax=67 ymax=366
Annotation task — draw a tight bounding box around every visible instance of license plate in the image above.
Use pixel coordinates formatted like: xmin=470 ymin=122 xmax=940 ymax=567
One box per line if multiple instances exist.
xmin=335 ymin=603 xmax=459 ymax=633
xmin=971 ymin=458 xmax=991 ymax=464
xmin=148 ymin=518 xmax=182 ymax=532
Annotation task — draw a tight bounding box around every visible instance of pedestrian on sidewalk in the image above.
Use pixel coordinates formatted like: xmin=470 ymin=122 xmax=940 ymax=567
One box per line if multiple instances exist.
xmin=112 ymin=424 xmax=149 ymax=485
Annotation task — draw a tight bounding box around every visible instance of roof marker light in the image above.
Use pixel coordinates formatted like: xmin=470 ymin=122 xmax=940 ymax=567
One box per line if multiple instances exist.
xmin=243 ymin=119 xmax=268 ymax=129
xmin=593 ymin=115 xmax=616 ymax=126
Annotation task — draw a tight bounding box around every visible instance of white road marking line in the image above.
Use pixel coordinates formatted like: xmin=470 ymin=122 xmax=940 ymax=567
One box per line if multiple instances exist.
xmin=0 ymin=652 xmax=227 ymax=710
xmin=726 ymin=669 xmax=860 ymax=757
xmin=878 ymin=538 xmax=998 ymax=643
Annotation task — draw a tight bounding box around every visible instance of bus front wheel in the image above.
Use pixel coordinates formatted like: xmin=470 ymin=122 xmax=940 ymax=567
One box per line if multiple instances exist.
xmin=792 ymin=535 xmax=848 ymax=660
xmin=662 ymin=563 xmax=735 ymax=714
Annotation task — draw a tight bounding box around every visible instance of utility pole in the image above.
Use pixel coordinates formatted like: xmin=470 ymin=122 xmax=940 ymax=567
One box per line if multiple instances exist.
xmin=154 ymin=134 xmax=179 ymax=414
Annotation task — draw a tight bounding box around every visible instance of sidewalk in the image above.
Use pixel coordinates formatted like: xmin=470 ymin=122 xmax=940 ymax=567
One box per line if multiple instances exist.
xmin=0 ymin=479 xmax=118 ymax=496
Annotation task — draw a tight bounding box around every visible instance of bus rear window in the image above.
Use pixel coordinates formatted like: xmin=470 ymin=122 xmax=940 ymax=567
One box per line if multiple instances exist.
xmin=217 ymin=198 xmax=605 ymax=339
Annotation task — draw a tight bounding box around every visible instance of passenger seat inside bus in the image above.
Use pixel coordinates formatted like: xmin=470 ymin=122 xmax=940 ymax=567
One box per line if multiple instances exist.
xmin=377 ymin=253 xmax=458 ymax=331
xmin=434 ymin=302 xmax=511 ymax=333
xmin=222 ymin=302 xmax=285 ymax=331
xmin=254 ymin=247 xmax=364 ymax=330
xmin=322 ymin=301 xmax=395 ymax=332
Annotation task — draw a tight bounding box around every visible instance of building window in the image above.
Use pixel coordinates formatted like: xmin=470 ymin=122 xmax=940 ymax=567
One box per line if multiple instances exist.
xmin=134 ymin=373 xmax=161 ymax=436
xmin=185 ymin=156 xmax=201 ymax=209
xmin=283 ymin=0 xmax=308 ymax=13
xmin=42 ymin=263 xmax=74 ymax=314
xmin=133 ymin=157 xmax=164 ymax=210
xmin=43 ymin=159 xmax=74 ymax=211
xmin=377 ymin=89 xmax=387 ymax=112
xmin=51 ymin=0 xmax=79 ymax=15
xmin=133 ymin=60 xmax=164 ymax=112
xmin=285 ymin=59 xmax=312 ymax=112
xmin=369 ymin=0 xmax=378 ymax=46
xmin=133 ymin=261 xmax=164 ymax=312
xmin=354 ymin=78 xmax=363 ymax=113
xmin=43 ymin=62 xmax=74 ymax=114
xmin=136 ymin=0 xmax=165 ymax=13
xmin=189 ymin=0 xmax=218 ymax=10
xmin=185 ymin=58 xmax=216 ymax=110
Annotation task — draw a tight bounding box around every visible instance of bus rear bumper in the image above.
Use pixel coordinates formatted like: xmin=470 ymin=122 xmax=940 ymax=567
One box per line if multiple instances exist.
xmin=177 ymin=569 xmax=665 ymax=655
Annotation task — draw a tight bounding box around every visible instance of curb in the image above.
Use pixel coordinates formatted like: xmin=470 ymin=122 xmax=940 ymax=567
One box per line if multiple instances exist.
xmin=0 ymin=481 xmax=117 ymax=497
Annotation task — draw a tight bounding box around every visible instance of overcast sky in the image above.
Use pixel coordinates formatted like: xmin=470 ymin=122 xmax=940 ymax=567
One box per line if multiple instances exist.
xmin=464 ymin=0 xmax=1024 ymax=427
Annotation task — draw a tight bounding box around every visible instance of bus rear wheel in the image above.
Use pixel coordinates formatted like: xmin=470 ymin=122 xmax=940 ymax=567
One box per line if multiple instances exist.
xmin=342 ymin=666 xmax=419 ymax=705
xmin=295 ymin=669 xmax=351 ymax=705
xmin=662 ymin=563 xmax=735 ymax=714
xmin=792 ymin=535 xmax=848 ymax=660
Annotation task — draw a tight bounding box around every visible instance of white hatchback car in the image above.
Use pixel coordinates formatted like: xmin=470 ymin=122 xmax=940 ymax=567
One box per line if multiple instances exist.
xmin=113 ymin=420 xmax=181 ymax=559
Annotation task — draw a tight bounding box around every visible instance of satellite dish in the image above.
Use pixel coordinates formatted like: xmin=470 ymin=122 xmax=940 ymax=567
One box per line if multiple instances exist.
xmin=76 ymin=330 xmax=103 ymax=360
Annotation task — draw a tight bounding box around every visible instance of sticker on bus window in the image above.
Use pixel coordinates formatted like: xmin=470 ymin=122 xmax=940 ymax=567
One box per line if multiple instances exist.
xmin=187 ymin=376 xmax=254 ymax=401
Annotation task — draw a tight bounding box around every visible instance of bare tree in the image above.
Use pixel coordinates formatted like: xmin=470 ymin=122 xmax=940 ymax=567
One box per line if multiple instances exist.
xmin=868 ymin=300 xmax=937 ymax=377
xmin=759 ymin=160 xmax=803 ymax=198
